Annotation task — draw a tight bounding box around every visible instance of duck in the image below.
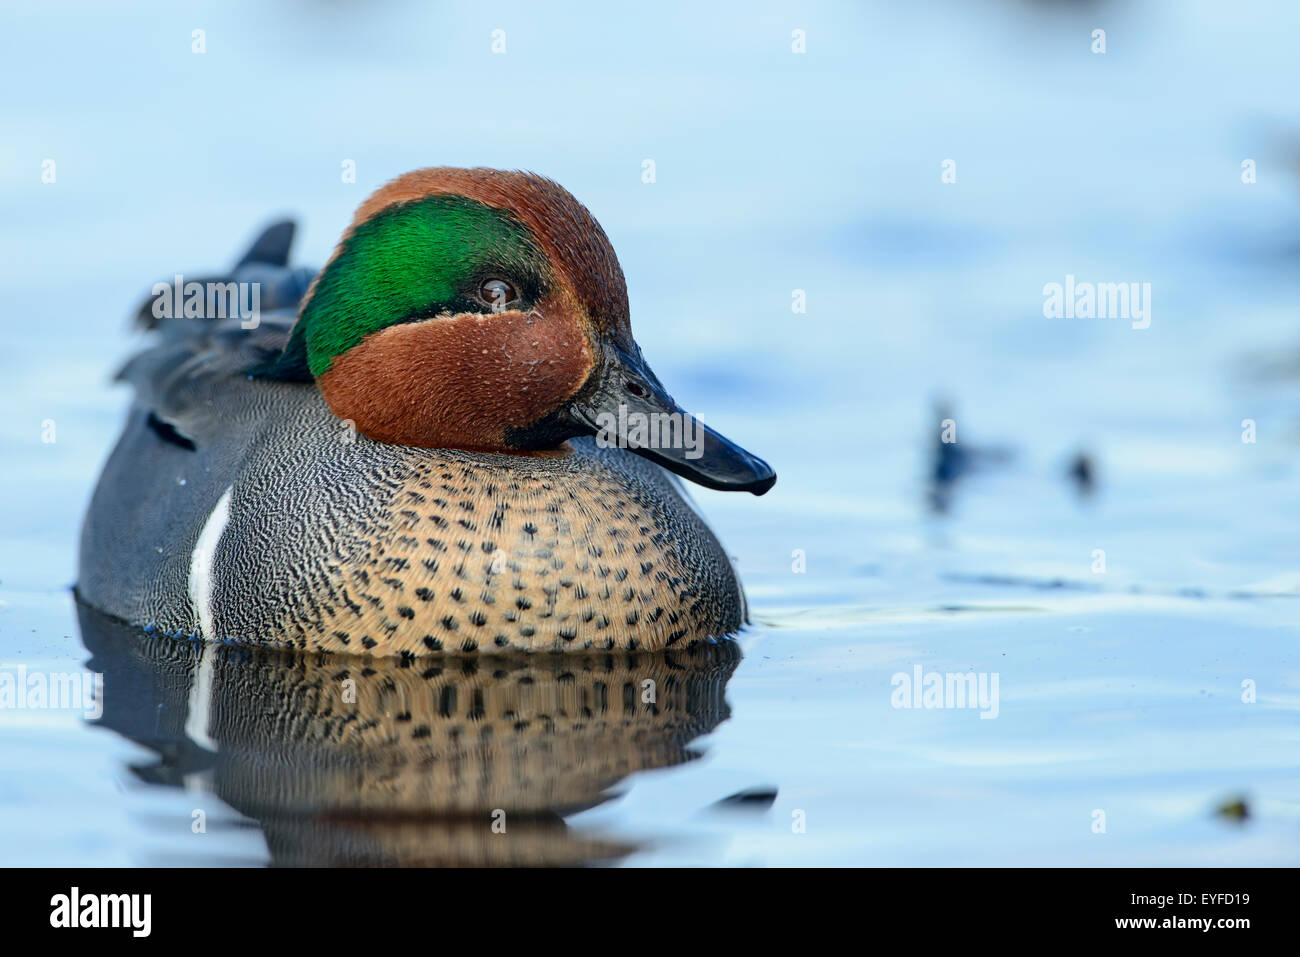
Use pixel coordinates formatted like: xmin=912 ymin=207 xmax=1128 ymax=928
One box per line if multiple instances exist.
xmin=78 ymin=167 xmax=775 ymax=656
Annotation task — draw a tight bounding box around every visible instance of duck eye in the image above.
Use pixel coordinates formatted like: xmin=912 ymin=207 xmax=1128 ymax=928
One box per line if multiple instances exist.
xmin=478 ymin=278 xmax=517 ymax=312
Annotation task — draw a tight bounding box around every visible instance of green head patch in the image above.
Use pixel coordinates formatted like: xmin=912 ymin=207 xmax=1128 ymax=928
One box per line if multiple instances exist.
xmin=265 ymin=195 xmax=553 ymax=380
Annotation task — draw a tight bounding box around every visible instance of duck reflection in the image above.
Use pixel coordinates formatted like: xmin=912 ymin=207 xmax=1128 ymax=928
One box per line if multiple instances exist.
xmin=76 ymin=598 xmax=739 ymax=866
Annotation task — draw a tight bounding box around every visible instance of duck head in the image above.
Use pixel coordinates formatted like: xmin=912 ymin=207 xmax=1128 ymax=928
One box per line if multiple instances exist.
xmin=266 ymin=167 xmax=775 ymax=494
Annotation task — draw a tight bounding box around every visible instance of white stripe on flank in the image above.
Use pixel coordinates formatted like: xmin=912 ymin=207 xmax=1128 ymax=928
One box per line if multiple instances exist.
xmin=188 ymin=484 xmax=233 ymax=641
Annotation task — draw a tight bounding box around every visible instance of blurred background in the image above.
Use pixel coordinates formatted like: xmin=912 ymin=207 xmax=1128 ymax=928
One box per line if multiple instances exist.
xmin=3 ymin=0 xmax=1300 ymax=865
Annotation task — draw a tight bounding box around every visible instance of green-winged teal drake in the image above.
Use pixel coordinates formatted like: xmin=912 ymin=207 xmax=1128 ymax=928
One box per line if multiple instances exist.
xmin=78 ymin=167 xmax=775 ymax=656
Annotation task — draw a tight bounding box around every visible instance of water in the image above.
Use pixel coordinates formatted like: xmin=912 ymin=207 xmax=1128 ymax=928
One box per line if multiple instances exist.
xmin=3 ymin=0 xmax=1300 ymax=865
